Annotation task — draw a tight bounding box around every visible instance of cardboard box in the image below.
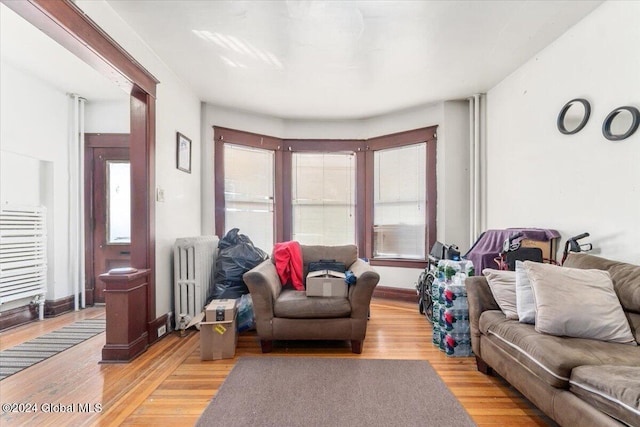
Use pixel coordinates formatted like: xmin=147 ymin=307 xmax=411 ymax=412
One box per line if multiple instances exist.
xmin=200 ymin=317 xmax=237 ymax=360
xmin=306 ymin=270 xmax=348 ymax=297
xmin=205 ymin=298 xmax=237 ymax=322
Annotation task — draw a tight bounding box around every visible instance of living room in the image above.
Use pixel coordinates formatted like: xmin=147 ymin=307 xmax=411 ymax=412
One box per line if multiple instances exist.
xmin=0 ymin=0 xmax=638 ymax=425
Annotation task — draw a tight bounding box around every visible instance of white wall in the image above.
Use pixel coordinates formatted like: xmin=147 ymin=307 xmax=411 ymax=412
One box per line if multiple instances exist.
xmin=485 ymin=1 xmax=640 ymax=263
xmin=202 ymin=101 xmax=470 ymax=289
xmin=440 ymin=101 xmax=471 ymax=251
xmin=364 ymin=103 xmax=442 ymax=138
xmin=283 ymin=119 xmax=365 ymax=140
xmin=85 ymin=100 xmax=130 ymax=133
xmin=0 ymin=62 xmax=70 ymax=305
xmin=77 ymin=0 xmax=203 ymax=316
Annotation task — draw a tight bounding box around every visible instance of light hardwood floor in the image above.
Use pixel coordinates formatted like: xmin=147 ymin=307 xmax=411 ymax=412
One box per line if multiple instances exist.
xmin=0 ymin=299 xmax=553 ymax=426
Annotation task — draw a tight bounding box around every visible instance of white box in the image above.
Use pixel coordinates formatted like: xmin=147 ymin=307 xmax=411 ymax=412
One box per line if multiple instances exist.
xmin=306 ymin=270 xmax=348 ymax=297
xmin=205 ymin=298 xmax=237 ymax=322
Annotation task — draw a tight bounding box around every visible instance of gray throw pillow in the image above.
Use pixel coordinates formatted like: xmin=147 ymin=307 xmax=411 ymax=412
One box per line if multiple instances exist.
xmin=524 ymin=261 xmax=637 ymax=345
xmin=515 ymin=261 xmax=535 ymax=324
xmin=482 ymin=268 xmax=518 ymax=320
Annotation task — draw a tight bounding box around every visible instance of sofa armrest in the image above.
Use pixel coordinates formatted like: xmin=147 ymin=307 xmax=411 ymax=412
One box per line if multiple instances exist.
xmin=348 ymin=259 xmax=380 ymax=319
xmin=243 ymin=260 xmax=281 ymax=321
xmin=466 ymin=276 xmax=500 ymax=357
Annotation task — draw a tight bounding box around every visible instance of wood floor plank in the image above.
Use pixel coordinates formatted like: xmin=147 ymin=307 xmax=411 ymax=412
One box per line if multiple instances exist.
xmin=0 ymin=299 xmax=555 ymax=426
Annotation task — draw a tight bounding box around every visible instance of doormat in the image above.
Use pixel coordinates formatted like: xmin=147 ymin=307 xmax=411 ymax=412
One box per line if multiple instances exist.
xmin=196 ymin=357 xmax=476 ymax=427
xmin=0 ymin=318 xmax=106 ymax=380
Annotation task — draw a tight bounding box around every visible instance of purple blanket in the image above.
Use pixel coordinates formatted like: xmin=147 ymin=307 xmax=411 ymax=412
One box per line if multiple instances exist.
xmin=464 ymin=228 xmax=560 ymax=273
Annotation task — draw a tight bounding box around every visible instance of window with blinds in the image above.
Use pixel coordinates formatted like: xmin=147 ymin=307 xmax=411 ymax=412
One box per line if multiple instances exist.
xmin=373 ymin=143 xmax=426 ymax=259
xmin=223 ymin=144 xmax=274 ymax=251
xmin=292 ymin=152 xmax=355 ymax=246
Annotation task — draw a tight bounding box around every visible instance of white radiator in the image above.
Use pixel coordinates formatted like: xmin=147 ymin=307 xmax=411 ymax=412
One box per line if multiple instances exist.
xmin=0 ymin=205 xmax=47 ymax=320
xmin=173 ymin=236 xmax=219 ymax=329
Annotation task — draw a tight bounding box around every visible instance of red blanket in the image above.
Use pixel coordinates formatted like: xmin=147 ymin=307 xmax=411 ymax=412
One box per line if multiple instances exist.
xmin=273 ymin=241 xmax=304 ymax=290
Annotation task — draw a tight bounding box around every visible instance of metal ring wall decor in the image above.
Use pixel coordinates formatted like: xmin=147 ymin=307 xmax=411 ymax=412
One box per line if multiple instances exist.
xmin=557 ymin=98 xmax=591 ymax=135
xmin=602 ymin=106 xmax=640 ymax=141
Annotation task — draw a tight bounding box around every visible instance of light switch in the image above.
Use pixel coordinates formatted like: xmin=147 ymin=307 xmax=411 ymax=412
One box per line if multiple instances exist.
xmin=156 ymin=187 xmax=165 ymax=202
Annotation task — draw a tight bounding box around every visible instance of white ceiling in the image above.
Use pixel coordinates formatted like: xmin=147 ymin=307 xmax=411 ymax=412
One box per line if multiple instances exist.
xmin=1 ymin=1 xmax=603 ymax=119
xmin=105 ymin=0 xmax=603 ymax=119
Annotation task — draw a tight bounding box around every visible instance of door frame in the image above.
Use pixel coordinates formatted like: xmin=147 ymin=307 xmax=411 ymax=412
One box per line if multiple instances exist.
xmin=84 ymin=134 xmax=130 ymax=306
xmin=3 ymin=1 xmax=159 ymax=341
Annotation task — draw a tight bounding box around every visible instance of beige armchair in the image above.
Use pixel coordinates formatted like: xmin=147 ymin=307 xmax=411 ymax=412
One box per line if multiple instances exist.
xmin=242 ymin=245 xmax=379 ymax=354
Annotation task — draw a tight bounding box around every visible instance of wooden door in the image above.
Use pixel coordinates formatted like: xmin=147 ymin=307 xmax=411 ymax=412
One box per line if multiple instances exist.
xmin=91 ymin=147 xmax=131 ymax=303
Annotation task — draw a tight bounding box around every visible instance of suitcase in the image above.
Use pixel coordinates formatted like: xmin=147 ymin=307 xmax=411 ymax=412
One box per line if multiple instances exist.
xmin=308 ymin=259 xmax=346 ymax=273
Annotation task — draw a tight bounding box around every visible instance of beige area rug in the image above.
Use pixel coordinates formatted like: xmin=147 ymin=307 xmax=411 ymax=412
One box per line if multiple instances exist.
xmin=196 ymin=356 xmax=476 ymax=427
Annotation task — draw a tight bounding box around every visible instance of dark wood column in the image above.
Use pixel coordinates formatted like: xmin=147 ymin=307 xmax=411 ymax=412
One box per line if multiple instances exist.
xmin=131 ymin=89 xmax=157 ymax=340
xmin=100 ymin=269 xmax=150 ymax=362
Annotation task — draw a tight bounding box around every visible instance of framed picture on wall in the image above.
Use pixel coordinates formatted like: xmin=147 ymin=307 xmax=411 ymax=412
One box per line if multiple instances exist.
xmin=176 ymin=132 xmax=192 ymax=173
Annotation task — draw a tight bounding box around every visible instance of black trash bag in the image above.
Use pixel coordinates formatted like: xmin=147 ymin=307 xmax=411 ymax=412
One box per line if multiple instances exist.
xmin=209 ymin=228 xmax=269 ymax=301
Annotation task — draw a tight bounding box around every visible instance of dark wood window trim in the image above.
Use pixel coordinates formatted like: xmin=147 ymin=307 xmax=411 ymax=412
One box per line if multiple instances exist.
xmin=85 ymin=133 xmax=130 ymax=148
xmin=279 ymin=150 xmax=292 ymax=243
xmin=366 ymin=127 xmax=436 ymax=150
xmin=213 ymin=126 xmax=284 ymax=241
xmin=213 ymin=133 xmax=226 ymax=240
xmin=285 ymin=139 xmax=366 ymax=152
xmin=366 ymin=127 xmax=438 ymax=268
xmin=214 ymin=126 xmax=282 ymax=150
xmin=355 ymin=151 xmax=368 ymax=254
xmin=213 ymin=126 xmax=437 ymax=265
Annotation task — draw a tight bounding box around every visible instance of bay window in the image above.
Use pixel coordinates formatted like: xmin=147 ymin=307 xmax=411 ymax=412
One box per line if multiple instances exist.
xmin=214 ymin=126 xmax=436 ymax=267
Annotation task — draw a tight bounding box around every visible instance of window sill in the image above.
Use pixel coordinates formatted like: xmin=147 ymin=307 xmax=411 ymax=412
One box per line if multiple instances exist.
xmin=369 ymin=259 xmax=428 ymax=269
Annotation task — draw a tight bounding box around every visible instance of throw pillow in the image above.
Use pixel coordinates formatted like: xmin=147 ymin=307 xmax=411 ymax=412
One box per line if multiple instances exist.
xmin=515 ymin=261 xmax=536 ymax=324
xmin=482 ymin=269 xmax=518 ymax=320
xmin=524 ymin=261 xmax=637 ymax=345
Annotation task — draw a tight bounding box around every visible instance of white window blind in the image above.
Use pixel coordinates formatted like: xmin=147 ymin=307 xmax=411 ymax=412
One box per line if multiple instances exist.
xmin=373 ymin=143 xmax=426 ymax=259
xmin=292 ymin=152 xmax=355 ymax=246
xmin=224 ymin=144 xmax=274 ymax=251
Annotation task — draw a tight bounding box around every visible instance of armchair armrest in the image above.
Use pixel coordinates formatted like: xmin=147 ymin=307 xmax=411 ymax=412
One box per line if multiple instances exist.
xmin=348 ymin=259 xmax=380 ymax=319
xmin=243 ymin=260 xmax=281 ymax=322
xmin=466 ymin=276 xmax=500 ymax=357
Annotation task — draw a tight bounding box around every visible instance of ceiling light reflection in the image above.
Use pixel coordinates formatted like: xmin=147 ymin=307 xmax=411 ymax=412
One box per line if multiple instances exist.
xmin=193 ymin=29 xmax=283 ymax=69
xmin=219 ymin=55 xmax=246 ymax=68
xmin=219 ymin=55 xmax=237 ymax=67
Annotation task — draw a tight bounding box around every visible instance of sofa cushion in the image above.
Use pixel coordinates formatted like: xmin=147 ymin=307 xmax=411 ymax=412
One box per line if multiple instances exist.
xmin=629 ymin=312 xmax=640 ymax=344
xmin=274 ymin=290 xmax=351 ymax=318
xmin=479 ymin=310 xmax=640 ymax=389
xmin=524 ymin=261 xmax=636 ymax=345
xmin=515 ymin=261 xmax=536 ymax=324
xmin=564 ymin=253 xmax=640 ymax=314
xmin=570 ymin=365 xmax=640 ymax=427
xmin=482 ymin=269 xmax=518 ymax=320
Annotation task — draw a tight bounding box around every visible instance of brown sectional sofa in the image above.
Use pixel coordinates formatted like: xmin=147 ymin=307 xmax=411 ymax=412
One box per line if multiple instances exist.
xmin=467 ymin=253 xmax=640 ymax=426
